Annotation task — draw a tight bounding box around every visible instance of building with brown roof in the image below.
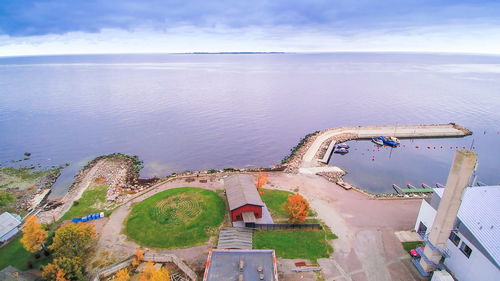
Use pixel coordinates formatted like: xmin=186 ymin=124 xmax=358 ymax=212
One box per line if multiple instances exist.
xmin=224 ymin=174 xmax=264 ymax=225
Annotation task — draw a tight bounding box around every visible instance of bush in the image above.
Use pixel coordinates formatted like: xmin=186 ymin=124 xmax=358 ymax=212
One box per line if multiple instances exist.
xmin=26 ymin=260 xmax=33 ymax=269
xmin=73 ymin=200 xmax=80 ymax=206
xmin=35 ymin=253 xmax=41 ymax=259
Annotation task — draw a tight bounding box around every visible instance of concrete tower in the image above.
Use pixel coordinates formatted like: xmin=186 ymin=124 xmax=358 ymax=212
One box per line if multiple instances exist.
xmin=419 ymin=150 xmax=477 ymax=273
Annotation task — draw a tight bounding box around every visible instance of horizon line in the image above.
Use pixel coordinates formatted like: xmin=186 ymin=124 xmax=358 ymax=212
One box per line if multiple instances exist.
xmin=2 ymin=50 xmax=500 ymax=59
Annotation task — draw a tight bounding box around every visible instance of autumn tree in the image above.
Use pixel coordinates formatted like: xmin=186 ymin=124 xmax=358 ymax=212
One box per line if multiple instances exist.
xmin=255 ymin=172 xmax=268 ymax=189
xmin=20 ymin=216 xmax=48 ymax=253
xmin=113 ymin=268 xmax=130 ymax=281
xmin=42 ymin=257 xmax=84 ymax=281
xmin=139 ymin=261 xmax=170 ymax=281
xmin=49 ymin=223 xmax=96 ymax=259
xmin=284 ymin=193 xmax=310 ymax=224
xmin=132 ymin=248 xmax=144 ymax=266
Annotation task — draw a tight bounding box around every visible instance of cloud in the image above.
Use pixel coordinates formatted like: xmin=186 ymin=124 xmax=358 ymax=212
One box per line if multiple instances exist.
xmin=1 ymin=0 xmax=499 ymax=36
xmin=1 ymin=24 xmax=500 ymax=56
xmin=1 ymin=1 xmax=500 ymax=55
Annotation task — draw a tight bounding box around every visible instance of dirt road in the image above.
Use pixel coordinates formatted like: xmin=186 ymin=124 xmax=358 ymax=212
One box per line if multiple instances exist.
xmin=267 ymin=173 xmax=425 ymax=281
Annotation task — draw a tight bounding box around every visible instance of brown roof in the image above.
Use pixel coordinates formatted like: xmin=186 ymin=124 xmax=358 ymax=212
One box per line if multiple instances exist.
xmin=224 ymin=175 xmax=264 ymax=211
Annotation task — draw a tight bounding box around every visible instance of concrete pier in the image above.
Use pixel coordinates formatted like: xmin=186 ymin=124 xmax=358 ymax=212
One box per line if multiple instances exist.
xmin=300 ymin=123 xmax=471 ymax=174
xmin=319 ymin=141 xmax=336 ymax=164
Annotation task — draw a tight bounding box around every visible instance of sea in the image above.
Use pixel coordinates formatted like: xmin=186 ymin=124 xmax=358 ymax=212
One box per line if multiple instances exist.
xmin=0 ymin=53 xmax=499 ymax=196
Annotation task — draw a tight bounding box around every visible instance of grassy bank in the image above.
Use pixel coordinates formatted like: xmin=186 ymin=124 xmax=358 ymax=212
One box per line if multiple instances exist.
xmin=0 ymin=166 xmax=61 ymax=214
xmin=0 ymin=167 xmax=60 ymax=190
xmin=59 ymin=184 xmax=113 ymax=221
xmin=402 ymin=241 xmax=424 ymax=253
xmin=0 ymin=236 xmax=50 ymax=270
xmin=125 ymin=187 xmax=226 ymax=248
xmin=254 ymin=227 xmax=337 ymax=262
xmin=260 ymin=188 xmax=316 ymax=219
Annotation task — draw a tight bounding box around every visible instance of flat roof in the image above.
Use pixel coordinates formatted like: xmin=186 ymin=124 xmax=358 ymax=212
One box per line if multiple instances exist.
xmin=434 ymin=185 xmax=499 ymax=266
xmin=224 ymin=175 xmax=264 ymax=211
xmin=0 ymin=212 xmax=22 ymax=238
xmin=203 ymin=249 xmax=278 ymax=281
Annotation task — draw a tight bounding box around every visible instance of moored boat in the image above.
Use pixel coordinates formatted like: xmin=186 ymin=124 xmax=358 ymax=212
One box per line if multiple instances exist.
xmin=337 ymin=143 xmax=350 ymax=149
xmin=382 ymin=136 xmax=400 ymax=147
xmin=371 ymin=136 xmax=384 ymax=146
xmin=334 ymin=147 xmax=349 ymax=154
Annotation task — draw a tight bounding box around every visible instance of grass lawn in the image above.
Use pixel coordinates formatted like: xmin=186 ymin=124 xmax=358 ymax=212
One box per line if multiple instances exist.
xmin=254 ymin=227 xmax=338 ymax=262
xmin=125 ymin=187 xmax=226 ymax=248
xmin=59 ymin=184 xmax=114 ymax=221
xmin=402 ymin=241 xmax=424 ymax=253
xmin=260 ymin=189 xmax=316 ymax=219
xmin=0 ymin=236 xmax=50 ymax=270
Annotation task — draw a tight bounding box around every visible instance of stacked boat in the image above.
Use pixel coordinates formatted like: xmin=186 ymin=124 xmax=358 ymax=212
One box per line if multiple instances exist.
xmin=371 ymin=136 xmax=400 ymax=147
xmin=334 ymin=143 xmax=350 ymax=154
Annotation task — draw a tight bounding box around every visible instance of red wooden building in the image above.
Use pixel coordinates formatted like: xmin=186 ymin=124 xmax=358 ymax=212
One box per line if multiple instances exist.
xmin=224 ymin=174 xmax=264 ymax=225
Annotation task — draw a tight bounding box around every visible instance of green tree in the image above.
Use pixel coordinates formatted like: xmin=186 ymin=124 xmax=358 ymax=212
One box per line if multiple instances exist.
xmin=0 ymin=191 xmax=14 ymax=207
xmin=42 ymin=257 xmax=85 ymax=281
xmin=49 ymin=223 xmax=96 ymax=259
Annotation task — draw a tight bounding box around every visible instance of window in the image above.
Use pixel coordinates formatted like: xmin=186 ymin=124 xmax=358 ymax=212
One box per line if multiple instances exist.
xmin=449 ymin=232 xmax=461 ymax=246
xmin=459 ymin=242 xmax=472 ymax=258
xmin=417 ymin=222 xmax=427 ymax=237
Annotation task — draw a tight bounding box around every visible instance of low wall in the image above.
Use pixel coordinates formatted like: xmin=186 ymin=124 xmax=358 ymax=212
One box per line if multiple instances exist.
xmin=254 ymin=223 xmax=322 ymax=230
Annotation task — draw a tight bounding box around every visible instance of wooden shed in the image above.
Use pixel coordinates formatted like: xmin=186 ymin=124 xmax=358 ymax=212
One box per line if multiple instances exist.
xmin=224 ymin=175 xmax=264 ymax=224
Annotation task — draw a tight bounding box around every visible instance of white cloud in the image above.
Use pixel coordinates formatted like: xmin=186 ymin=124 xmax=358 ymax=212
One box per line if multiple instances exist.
xmin=1 ymin=24 xmax=500 ymax=57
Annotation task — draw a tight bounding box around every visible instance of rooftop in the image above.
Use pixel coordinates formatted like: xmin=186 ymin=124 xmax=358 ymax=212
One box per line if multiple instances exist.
xmin=203 ymin=249 xmax=278 ymax=281
xmin=0 ymin=212 xmax=22 ymax=238
xmin=0 ymin=266 xmax=36 ymax=281
xmin=434 ymin=185 xmax=500 ymax=266
xmin=224 ymin=174 xmax=264 ymax=211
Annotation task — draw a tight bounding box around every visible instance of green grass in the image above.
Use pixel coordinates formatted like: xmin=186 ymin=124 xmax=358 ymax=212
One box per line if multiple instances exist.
xmin=402 ymin=241 xmax=424 ymax=253
xmin=0 ymin=236 xmax=51 ymax=270
xmin=260 ymin=189 xmax=316 ymax=219
xmin=59 ymin=185 xmax=112 ymax=221
xmin=125 ymin=187 xmax=226 ymax=248
xmin=254 ymin=228 xmax=337 ymax=262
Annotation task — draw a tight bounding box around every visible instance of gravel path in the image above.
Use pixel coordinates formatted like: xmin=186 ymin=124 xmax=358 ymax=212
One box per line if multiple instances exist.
xmin=91 ymin=177 xmax=224 ymax=272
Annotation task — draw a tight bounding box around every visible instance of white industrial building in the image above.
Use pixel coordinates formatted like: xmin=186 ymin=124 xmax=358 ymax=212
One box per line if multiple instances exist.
xmin=414 ymin=185 xmax=499 ymax=281
xmin=0 ymin=212 xmax=22 ymax=243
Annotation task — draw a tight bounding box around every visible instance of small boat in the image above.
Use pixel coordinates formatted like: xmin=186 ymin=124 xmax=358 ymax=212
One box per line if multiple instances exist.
xmin=371 ymin=136 xmax=384 ymax=146
xmin=382 ymin=136 xmax=400 ymax=147
xmin=389 ymin=136 xmax=400 ymax=144
xmin=334 ymin=147 xmax=349 ymax=154
xmin=337 ymin=143 xmax=350 ymax=149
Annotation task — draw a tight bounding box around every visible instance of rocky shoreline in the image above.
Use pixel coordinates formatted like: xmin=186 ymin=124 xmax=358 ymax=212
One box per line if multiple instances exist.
xmin=0 ymin=166 xmax=62 ymax=215
xmin=12 ymin=123 xmax=465 ymax=217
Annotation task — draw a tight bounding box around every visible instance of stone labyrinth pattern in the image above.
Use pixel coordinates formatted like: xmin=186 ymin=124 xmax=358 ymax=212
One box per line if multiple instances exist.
xmin=149 ymin=193 xmax=202 ymax=224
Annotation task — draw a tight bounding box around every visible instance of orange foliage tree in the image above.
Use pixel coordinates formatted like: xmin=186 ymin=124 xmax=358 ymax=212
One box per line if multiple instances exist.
xmin=132 ymin=249 xmax=144 ymax=266
xmin=112 ymin=268 xmax=130 ymax=281
xmin=20 ymin=216 xmax=48 ymax=253
xmin=284 ymin=193 xmax=310 ymax=224
xmin=139 ymin=261 xmax=170 ymax=281
xmin=255 ymin=172 xmax=268 ymax=189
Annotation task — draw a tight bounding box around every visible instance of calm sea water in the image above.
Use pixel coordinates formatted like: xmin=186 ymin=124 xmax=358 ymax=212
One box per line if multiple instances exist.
xmin=0 ymin=53 xmax=499 ymax=196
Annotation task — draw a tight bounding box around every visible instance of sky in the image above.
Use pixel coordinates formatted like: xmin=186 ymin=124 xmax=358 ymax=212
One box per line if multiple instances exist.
xmin=1 ymin=0 xmax=500 ymax=56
